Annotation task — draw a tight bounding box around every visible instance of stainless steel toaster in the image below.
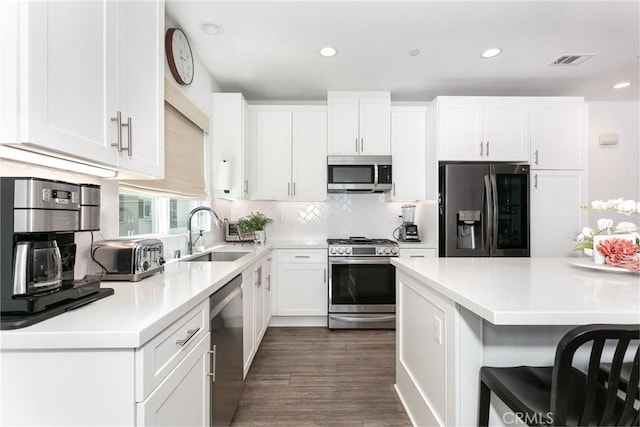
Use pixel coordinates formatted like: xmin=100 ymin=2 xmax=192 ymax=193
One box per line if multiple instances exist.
xmin=88 ymin=238 xmax=165 ymax=281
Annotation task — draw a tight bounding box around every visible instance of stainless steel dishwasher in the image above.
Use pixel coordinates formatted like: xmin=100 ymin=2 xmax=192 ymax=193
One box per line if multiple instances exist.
xmin=209 ymin=274 xmax=243 ymax=426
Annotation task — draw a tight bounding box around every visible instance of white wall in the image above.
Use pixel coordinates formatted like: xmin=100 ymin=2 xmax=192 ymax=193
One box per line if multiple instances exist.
xmin=587 ymin=101 xmax=640 ymax=225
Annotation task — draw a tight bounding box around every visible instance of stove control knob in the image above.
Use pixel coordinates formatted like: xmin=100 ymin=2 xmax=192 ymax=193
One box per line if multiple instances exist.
xmin=345 ymin=248 xmax=352 ymax=255
xmin=338 ymin=248 xmax=344 ymax=254
xmin=377 ymin=247 xmax=384 ymax=254
xmin=329 ymin=248 xmax=336 ymax=255
xmin=391 ymin=247 xmax=399 ymax=255
xmin=384 ymin=248 xmax=391 ymax=254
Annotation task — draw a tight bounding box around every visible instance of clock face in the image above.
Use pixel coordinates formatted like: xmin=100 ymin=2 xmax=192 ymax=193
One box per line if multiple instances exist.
xmin=166 ymin=28 xmax=194 ymax=85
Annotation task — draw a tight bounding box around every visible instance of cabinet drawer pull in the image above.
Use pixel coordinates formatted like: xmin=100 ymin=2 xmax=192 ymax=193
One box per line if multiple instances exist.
xmin=534 ymin=174 xmax=538 ymax=189
xmin=360 ymin=138 xmax=364 ymax=153
xmin=534 ymin=149 xmax=539 ymax=165
xmin=294 ymin=255 xmax=310 ymax=258
xmin=176 ymin=327 xmax=200 ymax=346
xmin=486 ymin=141 xmax=489 ymax=157
xmin=480 ymin=141 xmax=484 ymax=156
xmin=355 ymin=138 xmax=358 ymax=153
xmin=125 ymin=117 xmax=132 ymax=157
xmin=410 ymin=255 xmax=425 ymax=258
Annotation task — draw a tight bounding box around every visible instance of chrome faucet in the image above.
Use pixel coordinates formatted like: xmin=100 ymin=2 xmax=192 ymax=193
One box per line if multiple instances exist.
xmin=187 ymin=206 xmax=224 ymax=254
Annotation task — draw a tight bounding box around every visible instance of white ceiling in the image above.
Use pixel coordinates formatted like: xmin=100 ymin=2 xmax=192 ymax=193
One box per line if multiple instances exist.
xmin=166 ymin=1 xmax=640 ymax=102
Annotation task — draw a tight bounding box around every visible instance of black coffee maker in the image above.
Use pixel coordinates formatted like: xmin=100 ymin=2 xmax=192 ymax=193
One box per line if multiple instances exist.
xmin=0 ymin=177 xmax=112 ymax=328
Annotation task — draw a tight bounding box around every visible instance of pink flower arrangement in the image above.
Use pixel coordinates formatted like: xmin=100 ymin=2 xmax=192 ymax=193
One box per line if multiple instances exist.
xmin=596 ymin=238 xmax=640 ymax=273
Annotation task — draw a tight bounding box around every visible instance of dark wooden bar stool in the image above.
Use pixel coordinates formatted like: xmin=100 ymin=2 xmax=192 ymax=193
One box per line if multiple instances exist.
xmin=478 ymin=324 xmax=639 ymax=426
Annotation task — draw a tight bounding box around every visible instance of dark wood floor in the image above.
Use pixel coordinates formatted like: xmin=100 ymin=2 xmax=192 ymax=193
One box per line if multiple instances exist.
xmin=231 ymin=327 xmax=411 ymax=426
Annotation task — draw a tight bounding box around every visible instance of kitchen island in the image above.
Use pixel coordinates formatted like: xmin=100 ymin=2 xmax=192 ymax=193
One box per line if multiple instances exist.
xmin=390 ymin=257 xmax=639 ymax=426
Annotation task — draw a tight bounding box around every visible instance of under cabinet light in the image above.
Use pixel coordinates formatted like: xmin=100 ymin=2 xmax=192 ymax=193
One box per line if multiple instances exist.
xmin=612 ymin=82 xmax=632 ymax=89
xmin=0 ymin=146 xmax=117 ymax=178
xmin=481 ymin=48 xmax=502 ymax=58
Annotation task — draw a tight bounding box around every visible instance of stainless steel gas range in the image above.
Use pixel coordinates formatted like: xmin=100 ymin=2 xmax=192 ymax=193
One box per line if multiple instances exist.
xmin=327 ymin=237 xmax=398 ymax=329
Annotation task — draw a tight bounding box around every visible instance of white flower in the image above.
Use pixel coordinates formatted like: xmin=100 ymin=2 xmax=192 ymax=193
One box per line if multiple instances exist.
xmin=590 ymin=200 xmax=607 ymax=210
xmin=581 ymin=227 xmax=594 ymax=238
xmin=597 ymin=218 xmax=614 ymax=231
xmin=607 ymin=198 xmax=624 ymax=210
xmin=622 ymin=199 xmax=639 ymax=214
xmin=616 ymin=221 xmax=638 ymax=233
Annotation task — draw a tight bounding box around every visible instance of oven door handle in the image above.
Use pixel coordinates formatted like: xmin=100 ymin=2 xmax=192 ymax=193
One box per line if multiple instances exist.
xmin=328 ymin=257 xmax=393 ymax=265
xmin=329 ymin=314 xmax=396 ymax=323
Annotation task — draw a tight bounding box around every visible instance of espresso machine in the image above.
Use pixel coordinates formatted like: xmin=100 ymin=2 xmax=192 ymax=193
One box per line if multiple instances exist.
xmin=0 ymin=178 xmax=113 ymax=329
xmin=398 ymin=204 xmax=421 ymax=242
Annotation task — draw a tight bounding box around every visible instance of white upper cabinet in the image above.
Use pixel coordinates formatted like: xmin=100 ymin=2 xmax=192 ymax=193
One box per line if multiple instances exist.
xmin=249 ymin=106 xmax=327 ymax=201
xmin=0 ymin=0 xmax=164 ymax=178
xmin=327 ymin=92 xmax=391 ymax=156
xmin=530 ymin=98 xmax=587 ymax=170
xmin=390 ymin=106 xmax=427 ymax=201
xmin=212 ymin=93 xmax=250 ymax=199
xmin=436 ymin=97 xmax=529 ymax=162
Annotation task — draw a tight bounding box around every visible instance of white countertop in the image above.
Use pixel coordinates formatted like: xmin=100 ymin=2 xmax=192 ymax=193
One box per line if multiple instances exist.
xmin=0 ymin=243 xmax=278 ymax=350
xmin=392 ymin=257 xmax=640 ymax=325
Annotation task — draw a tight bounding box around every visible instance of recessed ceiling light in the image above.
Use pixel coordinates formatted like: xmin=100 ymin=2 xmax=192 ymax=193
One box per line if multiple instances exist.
xmin=612 ymin=82 xmax=632 ymax=89
xmin=201 ymin=22 xmax=224 ymax=36
xmin=481 ymin=48 xmax=502 ymax=59
xmin=320 ymin=47 xmax=337 ymax=57
xmin=408 ymin=49 xmax=420 ymax=57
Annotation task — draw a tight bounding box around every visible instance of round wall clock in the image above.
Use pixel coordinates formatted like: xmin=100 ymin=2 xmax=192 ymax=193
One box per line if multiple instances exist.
xmin=165 ymin=28 xmax=194 ymax=85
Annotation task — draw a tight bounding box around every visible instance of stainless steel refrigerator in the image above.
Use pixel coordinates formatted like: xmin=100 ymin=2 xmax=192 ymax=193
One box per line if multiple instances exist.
xmin=439 ymin=163 xmax=530 ymax=257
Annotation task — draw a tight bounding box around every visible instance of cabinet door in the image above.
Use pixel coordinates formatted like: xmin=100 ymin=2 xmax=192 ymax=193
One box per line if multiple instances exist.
xmin=327 ymin=95 xmax=360 ymax=155
xmin=115 ymin=0 xmax=164 ymax=178
xmin=242 ymin=269 xmax=255 ymax=378
xmin=212 ymin=93 xmax=248 ymax=199
xmin=530 ymin=101 xmax=587 ymax=169
xmin=276 ymin=263 xmax=328 ymax=316
xmin=19 ymin=1 xmax=117 ymax=164
xmin=483 ymin=101 xmax=529 ymax=162
xmin=263 ymin=257 xmax=273 ymax=328
xmin=250 ymin=110 xmax=292 ymax=200
xmin=136 ymin=333 xmax=210 ymax=427
xmin=530 ymin=170 xmax=587 ymax=256
xmin=437 ymin=102 xmax=483 ymax=161
xmin=391 ymin=107 xmax=426 ymax=200
xmin=399 ymin=248 xmax=437 ymax=258
xmin=292 ymin=111 xmax=327 ymax=201
xmin=359 ymin=95 xmax=391 ymax=155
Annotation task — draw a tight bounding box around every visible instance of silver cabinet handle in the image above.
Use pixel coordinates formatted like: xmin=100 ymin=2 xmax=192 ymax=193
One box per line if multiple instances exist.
xmin=534 ymin=149 xmax=539 ymax=165
xmin=480 ymin=141 xmax=484 ymax=156
xmin=534 ymin=174 xmax=538 ymax=189
xmin=485 ymin=141 xmax=489 ymax=157
xmin=287 ymin=182 xmax=291 ymax=196
xmin=360 ymin=138 xmax=364 ymax=153
xmin=293 ymin=182 xmax=296 ymax=197
xmin=176 ymin=327 xmax=200 ymax=346
xmin=324 ymin=268 xmax=327 ymax=283
xmin=266 ymin=275 xmax=271 ymax=291
xmin=244 ymin=180 xmax=248 ymax=194
xmin=295 ymin=255 xmax=310 ymax=258
xmin=392 ymin=182 xmax=396 ymax=196
xmin=329 ymin=314 xmax=395 ymax=323
xmin=207 ymin=346 xmax=216 ymax=381
xmin=111 ymin=111 xmax=123 ymax=152
xmin=355 ymin=138 xmax=358 ymax=153
xmin=409 ymin=255 xmax=425 ymax=258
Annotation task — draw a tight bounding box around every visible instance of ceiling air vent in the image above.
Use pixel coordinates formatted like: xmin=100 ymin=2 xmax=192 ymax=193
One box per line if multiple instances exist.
xmin=549 ymin=54 xmax=594 ymax=66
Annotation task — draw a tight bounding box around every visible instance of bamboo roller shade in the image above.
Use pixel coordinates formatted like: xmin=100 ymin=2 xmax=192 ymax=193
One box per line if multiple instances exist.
xmin=121 ymin=81 xmax=209 ymax=198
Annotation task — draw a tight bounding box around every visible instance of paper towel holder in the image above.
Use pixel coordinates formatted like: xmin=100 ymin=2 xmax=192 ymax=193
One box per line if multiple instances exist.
xmin=599 ymin=133 xmax=618 ymax=145
xmin=216 ymin=159 xmax=232 ymax=193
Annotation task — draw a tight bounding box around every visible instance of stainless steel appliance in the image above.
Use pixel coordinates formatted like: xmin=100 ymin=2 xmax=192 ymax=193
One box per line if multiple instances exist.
xmin=439 ymin=162 xmax=530 ymax=257
xmin=224 ymin=219 xmax=255 ymax=242
xmin=0 ymin=177 xmax=112 ymax=329
xmin=209 ymin=274 xmax=243 ymax=426
xmin=327 ymin=155 xmax=392 ymax=193
xmin=78 ymin=184 xmax=101 ymax=231
xmin=328 ymin=237 xmax=398 ymax=329
xmin=89 ymin=238 xmax=165 ymax=281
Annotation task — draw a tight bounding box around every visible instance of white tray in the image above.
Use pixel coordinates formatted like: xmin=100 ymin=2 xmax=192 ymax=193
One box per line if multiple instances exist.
xmin=569 ymin=259 xmax=634 ymax=274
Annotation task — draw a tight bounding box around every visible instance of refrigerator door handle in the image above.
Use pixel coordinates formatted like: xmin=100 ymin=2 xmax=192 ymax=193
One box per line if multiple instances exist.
xmin=484 ymin=175 xmax=493 ymax=254
xmin=490 ymin=173 xmax=499 ymax=255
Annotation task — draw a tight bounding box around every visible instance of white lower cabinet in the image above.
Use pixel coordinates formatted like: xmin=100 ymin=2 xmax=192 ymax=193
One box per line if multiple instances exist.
xmin=136 ymin=333 xmax=211 ymax=426
xmin=242 ymin=267 xmax=256 ymax=378
xmin=274 ymin=249 xmax=328 ymax=317
xmin=530 ymin=170 xmax=587 ymax=256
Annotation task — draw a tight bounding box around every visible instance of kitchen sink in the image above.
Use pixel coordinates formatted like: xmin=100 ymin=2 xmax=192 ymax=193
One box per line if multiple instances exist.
xmin=185 ymin=250 xmax=251 ymax=262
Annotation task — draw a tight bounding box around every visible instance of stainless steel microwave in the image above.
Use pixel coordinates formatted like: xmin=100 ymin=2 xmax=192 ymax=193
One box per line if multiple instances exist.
xmin=327 ymin=155 xmax=392 ymax=193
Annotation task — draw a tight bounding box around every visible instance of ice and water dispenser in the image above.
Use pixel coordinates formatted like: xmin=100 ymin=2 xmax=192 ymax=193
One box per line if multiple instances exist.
xmin=456 ymin=210 xmax=481 ymax=249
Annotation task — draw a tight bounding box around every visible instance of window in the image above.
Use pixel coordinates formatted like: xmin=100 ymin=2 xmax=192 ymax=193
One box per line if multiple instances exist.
xmin=118 ymin=190 xmax=205 ymax=237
